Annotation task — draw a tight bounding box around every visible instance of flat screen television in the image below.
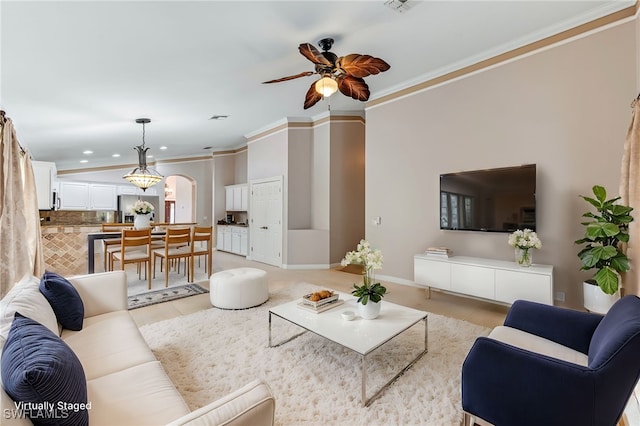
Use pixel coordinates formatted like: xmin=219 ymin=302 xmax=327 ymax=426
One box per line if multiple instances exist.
xmin=439 ymin=164 xmax=536 ymax=233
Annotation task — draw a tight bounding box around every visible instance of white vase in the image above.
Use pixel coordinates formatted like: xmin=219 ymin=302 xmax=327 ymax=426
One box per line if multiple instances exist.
xmin=358 ymin=300 xmax=381 ymax=320
xmin=583 ymin=281 xmax=620 ymax=314
xmin=134 ymin=214 xmax=151 ymax=230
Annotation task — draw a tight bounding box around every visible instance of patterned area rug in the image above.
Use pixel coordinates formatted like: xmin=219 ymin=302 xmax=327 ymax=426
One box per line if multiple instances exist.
xmin=139 ymin=282 xmax=490 ymax=425
xmin=128 ymin=284 xmax=209 ymax=310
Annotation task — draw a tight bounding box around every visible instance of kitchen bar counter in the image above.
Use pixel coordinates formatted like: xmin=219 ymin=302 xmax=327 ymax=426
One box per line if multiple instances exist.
xmin=41 ymin=225 xmax=101 ymax=276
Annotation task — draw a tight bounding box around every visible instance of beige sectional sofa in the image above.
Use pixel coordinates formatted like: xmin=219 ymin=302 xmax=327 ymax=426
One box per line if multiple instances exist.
xmin=0 ymin=270 xmax=275 ymax=425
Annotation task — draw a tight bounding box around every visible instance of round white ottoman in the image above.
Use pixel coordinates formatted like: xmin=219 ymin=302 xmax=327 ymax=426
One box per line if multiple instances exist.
xmin=210 ymin=267 xmax=269 ymax=309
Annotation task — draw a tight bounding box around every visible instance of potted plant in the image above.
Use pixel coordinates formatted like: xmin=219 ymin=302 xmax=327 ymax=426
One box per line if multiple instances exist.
xmin=575 ymin=185 xmax=633 ymax=313
xmin=341 ymin=239 xmax=386 ymax=319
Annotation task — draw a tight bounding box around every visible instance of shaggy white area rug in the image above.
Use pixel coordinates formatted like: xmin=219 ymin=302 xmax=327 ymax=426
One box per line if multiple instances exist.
xmin=139 ymin=283 xmax=490 ymax=426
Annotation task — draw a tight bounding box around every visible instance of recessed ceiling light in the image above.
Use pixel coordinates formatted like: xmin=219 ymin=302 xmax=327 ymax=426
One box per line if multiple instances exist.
xmin=80 ymin=159 xmax=89 ymax=163
xmin=83 ymin=150 xmax=93 ymax=154
xmin=147 ymin=154 xmax=154 ymax=158
xmin=209 ymin=115 xmax=229 ymax=120
xmin=112 ymin=153 xmax=120 ymax=158
xmin=159 ymin=146 xmax=168 ymax=150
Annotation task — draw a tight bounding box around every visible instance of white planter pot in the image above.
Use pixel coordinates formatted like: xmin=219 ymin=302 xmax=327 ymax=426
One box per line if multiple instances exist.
xmin=134 ymin=214 xmax=151 ymax=230
xmin=583 ymin=281 xmax=619 ymax=314
xmin=358 ymin=300 xmax=381 ymax=320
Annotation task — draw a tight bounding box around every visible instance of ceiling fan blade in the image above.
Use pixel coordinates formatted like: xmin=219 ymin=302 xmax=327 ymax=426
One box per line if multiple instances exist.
xmin=299 ymin=43 xmax=333 ymax=67
xmin=262 ymin=71 xmax=315 ymax=84
xmin=337 ymin=75 xmax=370 ymax=101
xmin=336 ymin=54 xmax=391 ymax=78
xmin=304 ymin=80 xmax=323 ymax=109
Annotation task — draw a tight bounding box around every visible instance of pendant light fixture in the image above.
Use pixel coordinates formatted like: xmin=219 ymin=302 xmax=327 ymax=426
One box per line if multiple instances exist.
xmin=123 ymin=118 xmax=163 ymax=191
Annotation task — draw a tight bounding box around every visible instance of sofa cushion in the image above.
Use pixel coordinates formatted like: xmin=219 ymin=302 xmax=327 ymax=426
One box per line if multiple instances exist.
xmin=0 ymin=274 xmax=59 ymax=345
xmin=87 ymin=361 xmax=190 ymax=426
xmin=489 ymin=326 xmax=589 ymax=366
xmin=39 ymin=271 xmax=84 ymax=331
xmin=1 ymin=313 xmax=88 ymax=426
xmin=61 ymin=311 xmax=157 ymax=380
xmin=589 ymin=295 xmax=640 ymax=369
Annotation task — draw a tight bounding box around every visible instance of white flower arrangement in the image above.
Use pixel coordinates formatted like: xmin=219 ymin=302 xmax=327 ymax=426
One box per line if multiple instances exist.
xmin=341 ymin=239 xmax=386 ymax=305
xmin=508 ymin=229 xmax=542 ymax=250
xmin=131 ymin=200 xmax=154 ymax=215
xmin=341 ymin=239 xmax=384 ymax=273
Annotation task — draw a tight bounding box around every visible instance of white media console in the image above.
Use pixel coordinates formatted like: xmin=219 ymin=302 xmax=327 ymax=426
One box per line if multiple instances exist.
xmin=414 ymin=254 xmax=554 ymax=305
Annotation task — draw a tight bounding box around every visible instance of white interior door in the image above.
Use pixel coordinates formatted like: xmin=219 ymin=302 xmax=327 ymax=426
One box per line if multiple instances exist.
xmin=249 ymin=177 xmax=283 ymax=267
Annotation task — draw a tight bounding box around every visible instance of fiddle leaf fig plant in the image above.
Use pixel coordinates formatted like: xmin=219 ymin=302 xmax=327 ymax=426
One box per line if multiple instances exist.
xmin=575 ymin=185 xmax=634 ymax=295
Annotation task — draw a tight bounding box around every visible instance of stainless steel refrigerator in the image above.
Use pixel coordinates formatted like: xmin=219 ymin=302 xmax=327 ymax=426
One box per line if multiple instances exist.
xmin=117 ymin=195 xmax=160 ymax=223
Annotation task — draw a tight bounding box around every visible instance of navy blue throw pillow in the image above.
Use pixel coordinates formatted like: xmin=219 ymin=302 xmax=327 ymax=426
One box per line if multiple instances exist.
xmin=39 ymin=271 xmax=84 ymax=331
xmin=1 ymin=313 xmax=89 ymax=426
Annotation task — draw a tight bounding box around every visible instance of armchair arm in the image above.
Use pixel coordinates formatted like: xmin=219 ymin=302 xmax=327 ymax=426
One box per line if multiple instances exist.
xmin=67 ymin=271 xmax=127 ymax=318
xmin=167 ymin=379 xmax=275 ymax=426
xmin=504 ymin=300 xmax=602 ymax=353
xmin=462 ymin=337 xmax=595 ymax=426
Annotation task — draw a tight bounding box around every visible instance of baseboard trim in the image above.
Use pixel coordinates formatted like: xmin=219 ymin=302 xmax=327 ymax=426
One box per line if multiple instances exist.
xmin=282 ymin=263 xmax=332 ymax=270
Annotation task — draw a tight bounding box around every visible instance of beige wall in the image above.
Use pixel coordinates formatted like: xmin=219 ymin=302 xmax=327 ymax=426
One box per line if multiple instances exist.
xmin=312 ymin=124 xmax=330 ymax=230
xmin=288 ymin=129 xmax=313 ymax=229
xmin=329 ymin=119 xmax=366 ymax=262
xmin=246 ymin=116 xmax=364 ymax=267
xmin=365 ymin=21 xmax=636 ymax=308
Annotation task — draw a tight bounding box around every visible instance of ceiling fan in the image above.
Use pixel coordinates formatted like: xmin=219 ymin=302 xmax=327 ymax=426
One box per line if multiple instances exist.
xmin=262 ymin=38 xmax=391 ymax=109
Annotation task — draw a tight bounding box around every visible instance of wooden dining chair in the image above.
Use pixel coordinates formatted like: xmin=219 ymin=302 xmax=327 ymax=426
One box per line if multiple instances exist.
xmin=111 ymin=228 xmax=152 ymax=289
xmin=101 ymin=223 xmax=132 ymax=272
xmin=152 ymin=227 xmax=192 ymax=287
xmin=189 ymin=226 xmax=213 ymax=282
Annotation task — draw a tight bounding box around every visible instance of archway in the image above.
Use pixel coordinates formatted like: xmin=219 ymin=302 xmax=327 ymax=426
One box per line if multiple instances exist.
xmin=164 ymin=175 xmax=196 ymax=224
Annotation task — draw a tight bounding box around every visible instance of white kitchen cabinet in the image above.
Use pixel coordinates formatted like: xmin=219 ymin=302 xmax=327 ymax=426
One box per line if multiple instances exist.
xmin=117 ymin=185 xmax=138 ymax=195
xmin=217 ymin=225 xmax=248 ymax=256
xmin=59 ymin=181 xmax=90 ymax=210
xmin=225 ymin=184 xmax=249 ymax=212
xmin=240 ymin=227 xmax=248 ymax=255
xmin=59 ymin=181 xmax=117 ymax=210
xmin=90 ymin=184 xmax=117 ymax=210
xmin=413 ymin=254 xmax=553 ymax=305
xmin=223 ymin=227 xmax=232 ymax=252
xmin=231 ymin=228 xmax=242 ymax=254
xmin=216 ymin=226 xmax=225 ymax=251
xmin=225 ymin=187 xmax=234 ymax=211
xmin=32 ymin=161 xmax=57 ymax=210
xmin=230 ymin=226 xmax=248 ymax=255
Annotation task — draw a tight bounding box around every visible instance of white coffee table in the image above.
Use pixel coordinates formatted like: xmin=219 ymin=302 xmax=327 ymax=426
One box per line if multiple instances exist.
xmin=268 ymin=290 xmax=428 ymax=407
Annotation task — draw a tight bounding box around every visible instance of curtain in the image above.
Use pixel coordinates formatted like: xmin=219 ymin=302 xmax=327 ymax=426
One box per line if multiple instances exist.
xmin=619 ymin=99 xmax=640 ymax=297
xmin=0 ymin=118 xmax=44 ymax=298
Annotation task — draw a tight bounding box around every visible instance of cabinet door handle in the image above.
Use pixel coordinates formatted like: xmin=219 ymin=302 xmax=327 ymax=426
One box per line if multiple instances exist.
xmin=260 ymin=226 xmax=268 ymax=230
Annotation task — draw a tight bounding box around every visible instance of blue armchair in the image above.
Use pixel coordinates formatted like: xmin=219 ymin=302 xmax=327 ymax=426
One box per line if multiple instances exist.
xmin=462 ymin=295 xmax=640 ymax=426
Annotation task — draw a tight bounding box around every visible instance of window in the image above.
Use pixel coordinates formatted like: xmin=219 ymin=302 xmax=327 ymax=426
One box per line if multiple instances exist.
xmin=441 ymin=192 xmax=473 ymax=229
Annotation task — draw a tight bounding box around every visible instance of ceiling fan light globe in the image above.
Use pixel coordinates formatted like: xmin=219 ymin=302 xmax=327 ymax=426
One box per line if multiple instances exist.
xmin=315 ymin=76 xmax=338 ymax=97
